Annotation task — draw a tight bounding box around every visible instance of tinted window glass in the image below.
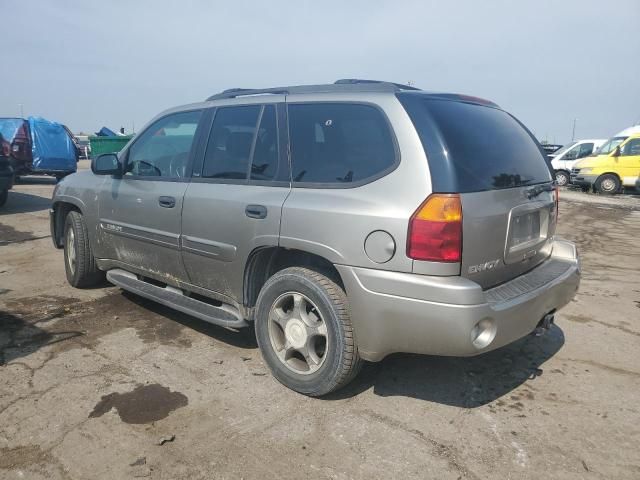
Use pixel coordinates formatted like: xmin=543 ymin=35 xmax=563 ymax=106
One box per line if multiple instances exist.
xmin=398 ymin=94 xmax=551 ymax=192
xmin=202 ymin=106 xmax=260 ymax=179
xmin=126 ymin=110 xmax=201 ymax=178
xmin=288 ymin=103 xmax=396 ymax=184
xmin=251 ymin=105 xmax=279 ymax=181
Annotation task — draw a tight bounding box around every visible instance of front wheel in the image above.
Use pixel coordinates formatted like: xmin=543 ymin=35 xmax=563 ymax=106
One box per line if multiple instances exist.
xmin=63 ymin=211 xmax=104 ymax=287
xmin=255 ymin=267 xmax=362 ymax=397
xmin=554 ymin=170 xmax=570 ymax=187
xmin=595 ymin=174 xmax=621 ymax=195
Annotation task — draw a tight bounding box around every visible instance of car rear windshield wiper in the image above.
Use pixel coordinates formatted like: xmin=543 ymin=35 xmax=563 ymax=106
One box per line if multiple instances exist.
xmin=526 ymin=183 xmax=554 ymax=199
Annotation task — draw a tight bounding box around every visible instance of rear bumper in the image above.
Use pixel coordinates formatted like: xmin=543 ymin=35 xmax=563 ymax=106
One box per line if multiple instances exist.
xmin=336 ymin=239 xmax=580 ymax=362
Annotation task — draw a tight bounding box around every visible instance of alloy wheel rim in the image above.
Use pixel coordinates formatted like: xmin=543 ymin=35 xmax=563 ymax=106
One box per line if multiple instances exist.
xmin=267 ymin=292 xmax=328 ymax=375
xmin=66 ymin=228 xmax=76 ymax=275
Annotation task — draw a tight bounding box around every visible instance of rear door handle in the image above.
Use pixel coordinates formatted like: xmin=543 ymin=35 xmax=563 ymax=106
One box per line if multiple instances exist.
xmin=159 ymin=196 xmax=176 ymax=208
xmin=245 ymin=204 xmax=267 ymax=219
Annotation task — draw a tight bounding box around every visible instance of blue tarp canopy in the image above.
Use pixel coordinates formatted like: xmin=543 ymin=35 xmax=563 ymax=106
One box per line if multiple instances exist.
xmin=0 ymin=118 xmax=24 ymax=142
xmin=29 ymin=116 xmax=77 ymax=173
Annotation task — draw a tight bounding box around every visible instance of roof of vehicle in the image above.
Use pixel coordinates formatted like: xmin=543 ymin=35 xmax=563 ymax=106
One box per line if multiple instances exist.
xmin=204 ymin=79 xmax=500 ymax=108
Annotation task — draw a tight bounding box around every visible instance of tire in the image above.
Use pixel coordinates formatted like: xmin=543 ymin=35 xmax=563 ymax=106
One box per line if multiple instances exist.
xmin=63 ymin=210 xmax=104 ymax=288
xmin=255 ymin=267 xmax=362 ymax=396
xmin=595 ymin=174 xmax=621 ymax=195
xmin=554 ymin=170 xmax=570 ymax=187
xmin=0 ymin=189 xmax=7 ymax=207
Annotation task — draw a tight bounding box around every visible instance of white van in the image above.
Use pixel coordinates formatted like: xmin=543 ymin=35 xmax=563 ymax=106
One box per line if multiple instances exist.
xmin=551 ymin=139 xmax=606 ymax=186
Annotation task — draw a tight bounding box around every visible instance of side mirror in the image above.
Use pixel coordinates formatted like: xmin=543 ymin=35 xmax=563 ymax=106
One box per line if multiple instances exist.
xmin=612 ymin=146 xmax=621 ymax=157
xmin=91 ymin=153 xmax=121 ymax=176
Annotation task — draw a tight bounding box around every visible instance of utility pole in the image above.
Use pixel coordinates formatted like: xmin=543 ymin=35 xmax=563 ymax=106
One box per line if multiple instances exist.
xmin=571 ymin=118 xmax=577 ymax=142
xmin=19 ymin=103 xmax=24 ymax=118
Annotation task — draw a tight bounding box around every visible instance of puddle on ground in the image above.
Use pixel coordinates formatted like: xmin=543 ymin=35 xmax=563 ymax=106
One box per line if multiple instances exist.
xmin=0 ymin=223 xmax=42 ymax=245
xmin=89 ymin=384 xmax=188 ymax=424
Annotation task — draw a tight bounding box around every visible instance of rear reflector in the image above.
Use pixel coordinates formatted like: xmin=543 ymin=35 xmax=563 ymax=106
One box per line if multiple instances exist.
xmin=407 ymin=194 xmax=462 ymax=262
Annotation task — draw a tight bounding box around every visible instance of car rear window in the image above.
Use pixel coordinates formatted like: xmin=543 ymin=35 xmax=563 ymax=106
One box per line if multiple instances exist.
xmin=398 ymin=94 xmax=552 ymax=192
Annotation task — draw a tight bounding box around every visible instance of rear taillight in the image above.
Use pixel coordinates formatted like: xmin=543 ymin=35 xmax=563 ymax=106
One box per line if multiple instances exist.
xmin=407 ymin=194 xmax=462 ymax=262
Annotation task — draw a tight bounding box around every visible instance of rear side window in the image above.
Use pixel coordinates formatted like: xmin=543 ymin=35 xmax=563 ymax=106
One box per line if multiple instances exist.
xmin=202 ymin=106 xmax=260 ymax=179
xmin=398 ymin=94 xmax=552 ymax=192
xmin=288 ymin=103 xmax=396 ymax=185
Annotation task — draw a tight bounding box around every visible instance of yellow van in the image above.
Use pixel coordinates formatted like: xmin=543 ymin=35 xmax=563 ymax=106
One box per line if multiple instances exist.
xmin=571 ymin=133 xmax=640 ymax=194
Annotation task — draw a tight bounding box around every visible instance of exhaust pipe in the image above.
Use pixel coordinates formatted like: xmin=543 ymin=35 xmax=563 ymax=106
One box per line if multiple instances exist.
xmin=533 ymin=313 xmax=555 ymax=337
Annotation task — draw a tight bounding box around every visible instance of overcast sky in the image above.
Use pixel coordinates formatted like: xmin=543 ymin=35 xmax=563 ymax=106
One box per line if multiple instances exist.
xmin=3 ymin=0 xmax=639 ymax=143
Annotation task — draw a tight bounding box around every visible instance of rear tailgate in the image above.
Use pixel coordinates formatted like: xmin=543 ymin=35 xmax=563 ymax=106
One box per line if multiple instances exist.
xmin=398 ymin=93 xmax=555 ymax=288
xmin=461 ymin=185 xmax=555 ymax=289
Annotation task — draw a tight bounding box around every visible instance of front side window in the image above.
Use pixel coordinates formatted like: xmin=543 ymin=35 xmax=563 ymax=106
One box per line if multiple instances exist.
xmin=577 ymin=143 xmax=594 ymax=158
xmin=288 ymin=103 xmax=396 ymax=185
xmin=621 ymin=138 xmax=640 ymax=156
xmin=562 ymin=144 xmax=582 ymax=160
xmin=126 ymin=110 xmax=202 ymax=178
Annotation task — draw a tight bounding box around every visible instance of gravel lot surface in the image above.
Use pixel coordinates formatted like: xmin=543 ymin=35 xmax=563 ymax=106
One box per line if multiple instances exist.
xmin=1 ymin=171 xmax=639 ymax=479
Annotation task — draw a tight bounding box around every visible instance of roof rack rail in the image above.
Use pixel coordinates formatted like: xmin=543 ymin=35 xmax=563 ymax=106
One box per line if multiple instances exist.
xmin=206 ymin=79 xmax=421 ymax=101
xmin=334 ymin=78 xmax=421 ymax=91
xmin=207 ymin=87 xmax=290 ymax=101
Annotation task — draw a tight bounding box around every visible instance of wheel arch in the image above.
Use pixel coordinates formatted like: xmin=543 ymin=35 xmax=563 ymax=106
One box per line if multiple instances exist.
xmin=243 ymin=247 xmax=344 ymax=314
xmin=51 ymin=200 xmax=83 ymax=248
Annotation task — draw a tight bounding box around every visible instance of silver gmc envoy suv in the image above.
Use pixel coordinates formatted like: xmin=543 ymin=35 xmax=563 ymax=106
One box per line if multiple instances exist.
xmin=50 ymin=79 xmax=580 ymax=396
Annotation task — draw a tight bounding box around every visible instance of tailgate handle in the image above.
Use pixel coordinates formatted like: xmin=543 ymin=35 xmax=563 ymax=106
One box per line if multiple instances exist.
xmin=159 ymin=196 xmax=176 ymax=208
xmin=245 ymin=204 xmax=267 ymax=219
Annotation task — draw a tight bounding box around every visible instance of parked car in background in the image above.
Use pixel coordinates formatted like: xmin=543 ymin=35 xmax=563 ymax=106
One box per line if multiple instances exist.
xmin=0 ymin=117 xmax=78 ymax=181
xmin=541 ymin=143 xmax=564 ymax=159
xmin=50 ymin=80 xmax=580 ymax=396
xmin=571 ymin=133 xmax=640 ymax=194
xmin=0 ymin=133 xmax=14 ymax=207
xmin=550 ymin=139 xmax=606 ymax=186
xmin=593 ymin=125 xmax=640 ymax=156
xmin=75 ymin=135 xmax=91 ymax=159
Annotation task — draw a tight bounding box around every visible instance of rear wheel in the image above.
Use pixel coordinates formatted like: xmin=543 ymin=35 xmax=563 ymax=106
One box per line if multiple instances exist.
xmin=64 ymin=210 xmax=104 ymax=287
xmin=554 ymin=170 xmax=570 ymax=187
xmin=595 ymin=174 xmax=620 ymax=195
xmin=255 ymin=267 xmax=362 ymax=396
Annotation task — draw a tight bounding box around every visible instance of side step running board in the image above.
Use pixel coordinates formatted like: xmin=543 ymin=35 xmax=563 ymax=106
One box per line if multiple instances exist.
xmin=106 ymin=269 xmax=247 ymax=329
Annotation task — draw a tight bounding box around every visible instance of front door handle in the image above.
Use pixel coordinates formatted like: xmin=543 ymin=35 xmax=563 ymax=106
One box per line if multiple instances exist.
xmin=245 ymin=204 xmax=267 ymax=219
xmin=159 ymin=196 xmax=176 ymax=208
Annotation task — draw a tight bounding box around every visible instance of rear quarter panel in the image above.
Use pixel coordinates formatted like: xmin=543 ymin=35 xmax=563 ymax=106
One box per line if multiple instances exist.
xmin=280 ymin=93 xmax=431 ymax=273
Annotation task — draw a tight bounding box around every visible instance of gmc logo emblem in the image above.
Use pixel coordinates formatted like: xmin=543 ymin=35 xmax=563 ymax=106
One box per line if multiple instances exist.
xmin=468 ymin=259 xmax=501 ymax=274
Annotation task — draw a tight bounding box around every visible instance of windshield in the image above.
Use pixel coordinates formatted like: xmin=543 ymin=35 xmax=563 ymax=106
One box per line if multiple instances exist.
xmin=398 ymin=94 xmax=552 ymax=192
xmin=596 ymin=136 xmax=626 ymax=155
xmin=550 ymin=142 xmax=576 ymax=158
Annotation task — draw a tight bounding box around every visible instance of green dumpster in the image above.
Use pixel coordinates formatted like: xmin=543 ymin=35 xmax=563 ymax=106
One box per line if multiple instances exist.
xmin=89 ymin=135 xmax=134 ymax=157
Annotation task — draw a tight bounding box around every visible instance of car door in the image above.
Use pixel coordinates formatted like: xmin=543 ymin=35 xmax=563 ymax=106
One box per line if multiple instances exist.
xmin=97 ymin=109 xmax=204 ymax=285
xmin=618 ymin=137 xmax=640 ymax=187
xmin=180 ymin=99 xmax=290 ymax=301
